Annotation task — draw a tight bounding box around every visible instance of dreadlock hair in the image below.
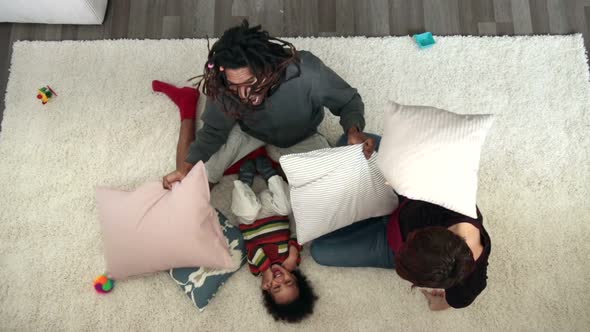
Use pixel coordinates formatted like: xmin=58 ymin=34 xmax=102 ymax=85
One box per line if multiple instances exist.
xmin=192 ymin=19 xmax=300 ymax=117
xmin=262 ymin=269 xmax=318 ymax=323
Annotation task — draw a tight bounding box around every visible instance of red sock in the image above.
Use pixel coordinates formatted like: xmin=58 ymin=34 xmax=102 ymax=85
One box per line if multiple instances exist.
xmin=152 ymin=80 xmax=199 ymax=120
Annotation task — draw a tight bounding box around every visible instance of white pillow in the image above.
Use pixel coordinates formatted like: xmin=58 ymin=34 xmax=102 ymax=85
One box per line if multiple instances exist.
xmin=280 ymin=144 xmax=398 ymax=244
xmin=376 ymin=101 xmax=493 ymax=218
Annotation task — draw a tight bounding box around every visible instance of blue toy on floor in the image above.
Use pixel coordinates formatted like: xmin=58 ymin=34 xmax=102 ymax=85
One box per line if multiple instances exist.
xmin=413 ymin=32 xmax=436 ymax=49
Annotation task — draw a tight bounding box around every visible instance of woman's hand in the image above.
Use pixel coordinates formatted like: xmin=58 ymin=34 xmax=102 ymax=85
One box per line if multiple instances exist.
xmin=347 ymin=127 xmax=376 ymax=159
xmin=420 ymin=289 xmax=451 ymax=311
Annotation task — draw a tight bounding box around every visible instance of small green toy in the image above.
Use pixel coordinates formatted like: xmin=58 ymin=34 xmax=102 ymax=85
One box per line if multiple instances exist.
xmin=37 ymin=85 xmax=57 ymax=105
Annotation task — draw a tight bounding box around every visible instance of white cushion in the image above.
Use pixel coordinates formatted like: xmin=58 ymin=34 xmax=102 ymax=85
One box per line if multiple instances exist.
xmin=280 ymin=144 xmax=398 ymax=244
xmin=0 ymin=0 xmax=108 ymax=24
xmin=377 ymin=101 xmax=493 ymax=218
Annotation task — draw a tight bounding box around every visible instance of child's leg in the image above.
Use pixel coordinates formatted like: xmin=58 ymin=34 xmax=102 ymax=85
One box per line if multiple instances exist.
xmin=152 ymin=81 xmax=200 ymax=170
xmin=257 ymin=175 xmax=292 ymax=219
xmin=231 ymin=180 xmax=262 ymax=224
xmin=152 ymin=80 xmax=199 ymax=120
xmin=204 ymin=126 xmax=265 ymax=184
xmin=176 ymin=119 xmax=195 ymax=170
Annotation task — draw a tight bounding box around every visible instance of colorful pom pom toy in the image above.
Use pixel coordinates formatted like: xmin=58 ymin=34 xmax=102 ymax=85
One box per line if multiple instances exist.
xmin=94 ymin=274 xmax=114 ymax=294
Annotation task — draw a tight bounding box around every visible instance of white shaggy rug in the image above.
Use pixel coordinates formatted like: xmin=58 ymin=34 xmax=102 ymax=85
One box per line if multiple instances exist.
xmin=1 ymin=35 xmax=589 ymax=331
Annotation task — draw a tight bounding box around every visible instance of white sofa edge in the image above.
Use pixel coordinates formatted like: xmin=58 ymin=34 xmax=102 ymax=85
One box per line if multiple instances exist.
xmin=0 ymin=0 xmax=109 ymax=25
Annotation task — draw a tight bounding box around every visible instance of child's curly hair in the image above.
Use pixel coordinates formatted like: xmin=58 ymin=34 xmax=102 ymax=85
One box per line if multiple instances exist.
xmin=262 ymin=269 xmax=318 ymax=323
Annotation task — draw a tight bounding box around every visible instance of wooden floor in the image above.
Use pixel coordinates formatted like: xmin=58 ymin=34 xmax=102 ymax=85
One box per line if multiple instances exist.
xmin=1 ymin=0 xmax=589 ymax=128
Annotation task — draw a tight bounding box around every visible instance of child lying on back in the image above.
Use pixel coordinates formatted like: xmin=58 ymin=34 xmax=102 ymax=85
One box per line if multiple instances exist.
xmin=232 ymin=156 xmax=318 ymax=323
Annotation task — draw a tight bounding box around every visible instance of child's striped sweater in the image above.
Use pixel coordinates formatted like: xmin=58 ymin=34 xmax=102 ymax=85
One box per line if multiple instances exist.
xmin=238 ymin=216 xmax=302 ymax=276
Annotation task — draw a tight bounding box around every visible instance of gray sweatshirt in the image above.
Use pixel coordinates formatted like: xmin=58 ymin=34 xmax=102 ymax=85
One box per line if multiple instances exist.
xmin=186 ymin=51 xmax=365 ymax=165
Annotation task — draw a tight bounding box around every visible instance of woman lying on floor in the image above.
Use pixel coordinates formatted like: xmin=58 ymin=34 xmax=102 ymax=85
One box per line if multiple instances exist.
xmin=310 ymin=135 xmax=491 ymax=310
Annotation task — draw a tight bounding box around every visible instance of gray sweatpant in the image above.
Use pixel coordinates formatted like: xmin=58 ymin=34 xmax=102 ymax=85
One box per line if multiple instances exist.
xmin=204 ymin=125 xmax=330 ymax=183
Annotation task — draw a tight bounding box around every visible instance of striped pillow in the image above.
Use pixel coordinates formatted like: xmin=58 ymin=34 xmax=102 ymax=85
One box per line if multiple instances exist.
xmin=280 ymin=144 xmax=398 ymax=244
xmin=377 ymin=101 xmax=494 ymax=218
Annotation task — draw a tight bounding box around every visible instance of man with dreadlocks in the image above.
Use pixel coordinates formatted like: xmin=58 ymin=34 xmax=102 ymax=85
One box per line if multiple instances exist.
xmin=160 ymin=20 xmax=374 ymax=189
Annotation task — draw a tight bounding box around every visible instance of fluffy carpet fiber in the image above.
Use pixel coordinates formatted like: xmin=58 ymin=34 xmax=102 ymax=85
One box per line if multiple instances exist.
xmin=1 ymin=35 xmax=589 ymax=331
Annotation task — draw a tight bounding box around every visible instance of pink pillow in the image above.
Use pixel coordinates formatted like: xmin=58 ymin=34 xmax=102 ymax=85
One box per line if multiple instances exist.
xmin=96 ymin=162 xmax=233 ymax=280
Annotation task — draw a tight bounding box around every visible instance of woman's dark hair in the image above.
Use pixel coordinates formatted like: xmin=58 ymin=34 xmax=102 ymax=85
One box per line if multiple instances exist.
xmin=192 ymin=19 xmax=300 ymax=117
xmin=395 ymin=227 xmax=475 ymax=289
xmin=262 ymin=269 xmax=318 ymax=323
